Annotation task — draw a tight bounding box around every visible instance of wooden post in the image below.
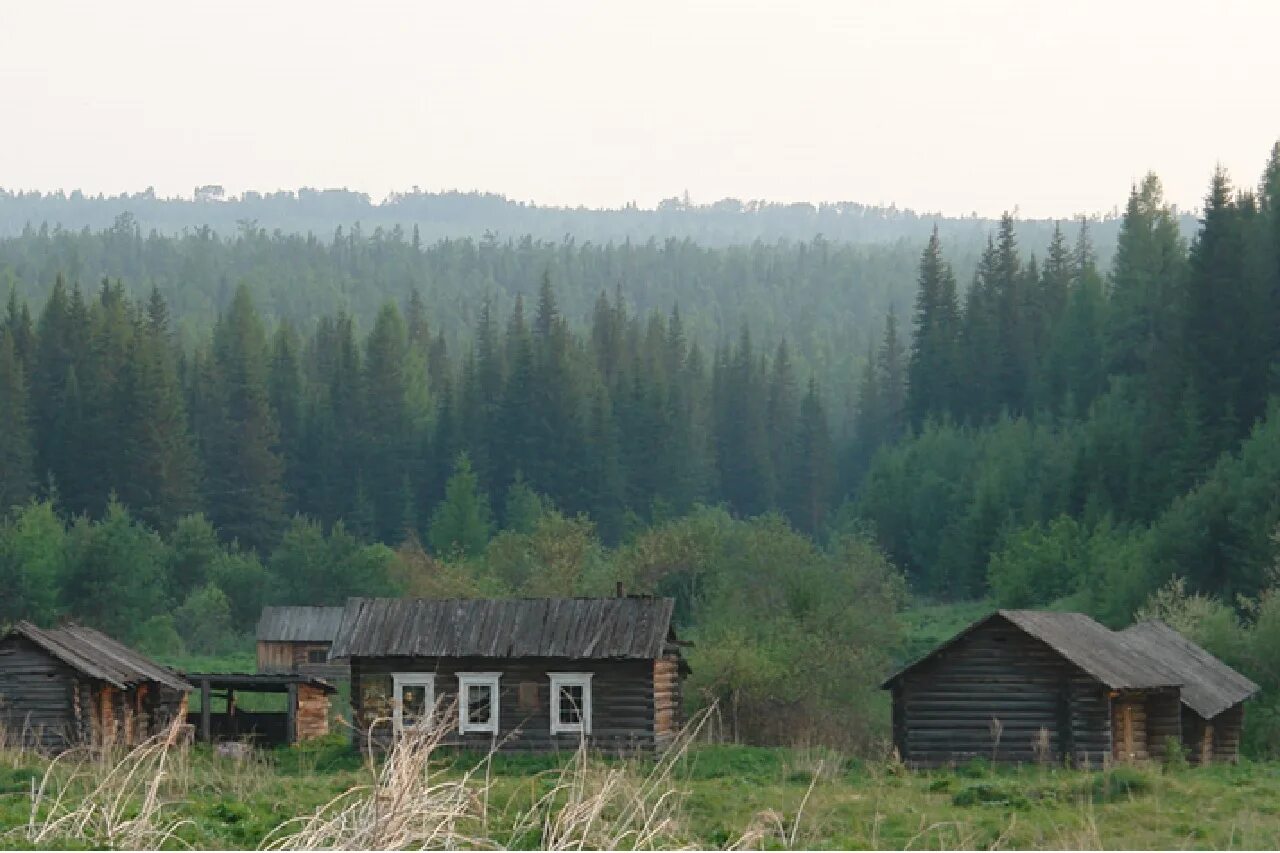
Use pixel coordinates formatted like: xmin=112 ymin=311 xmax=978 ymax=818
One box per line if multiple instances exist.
xmin=286 ymin=682 xmax=298 ymax=745
xmin=200 ymin=678 xmax=211 ymax=743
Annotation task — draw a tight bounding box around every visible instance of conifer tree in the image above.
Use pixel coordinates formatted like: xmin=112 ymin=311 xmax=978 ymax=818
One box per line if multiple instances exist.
xmin=0 ymin=330 xmax=34 ymax=511
xmin=117 ymin=288 xmax=201 ymax=531
xmin=428 ymin=453 xmax=493 ymax=558
xmin=203 ymin=286 xmax=285 ymax=552
xmin=907 ymin=229 xmax=961 ymax=426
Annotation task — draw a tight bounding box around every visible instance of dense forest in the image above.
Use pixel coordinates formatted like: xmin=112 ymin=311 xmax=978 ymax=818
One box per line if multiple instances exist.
xmin=0 ymin=185 xmax=1195 ymax=248
xmin=2 ymin=142 xmax=1279 ymax=750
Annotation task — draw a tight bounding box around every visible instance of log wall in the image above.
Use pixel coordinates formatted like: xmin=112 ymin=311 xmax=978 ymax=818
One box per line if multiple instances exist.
xmin=0 ymin=635 xmax=79 ymax=751
xmin=894 ymin=618 xmax=1114 ymax=767
xmin=1183 ymin=702 xmax=1245 ymax=764
xmin=653 ymin=654 xmax=682 ymax=749
xmin=351 ymin=656 xmax=664 ymax=754
xmin=257 ymin=641 xmax=349 ymax=682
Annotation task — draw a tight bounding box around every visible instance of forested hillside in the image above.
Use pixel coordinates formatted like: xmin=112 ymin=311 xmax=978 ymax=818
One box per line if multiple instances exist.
xmin=2 ymin=143 xmax=1280 ymax=750
xmin=0 ymin=186 xmax=1191 ymax=249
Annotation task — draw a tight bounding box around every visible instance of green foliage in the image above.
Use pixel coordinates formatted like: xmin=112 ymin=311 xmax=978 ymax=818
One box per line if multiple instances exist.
xmin=174 ymin=583 xmax=237 ymax=655
xmin=0 ymin=500 xmax=67 ymax=625
xmin=988 ymin=516 xmax=1087 ymax=608
xmin=428 ymin=453 xmax=493 ymax=559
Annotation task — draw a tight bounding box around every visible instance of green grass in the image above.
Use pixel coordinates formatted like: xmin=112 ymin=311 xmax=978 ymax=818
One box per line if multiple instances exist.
xmin=5 ymin=739 xmax=1280 ymax=849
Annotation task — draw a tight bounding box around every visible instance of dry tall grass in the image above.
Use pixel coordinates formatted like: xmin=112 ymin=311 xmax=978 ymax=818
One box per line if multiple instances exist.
xmin=265 ymin=704 xmax=721 ymax=850
xmin=9 ymin=720 xmax=191 ymax=849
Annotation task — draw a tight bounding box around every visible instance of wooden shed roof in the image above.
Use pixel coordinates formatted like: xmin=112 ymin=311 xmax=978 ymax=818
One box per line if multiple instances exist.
xmin=882 ymin=610 xmax=1185 ymax=690
xmin=1118 ymin=620 xmax=1259 ymax=719
xmin=5 ymin=622 xmax=192 ymax=692
xmin=329 ymin=597 xmax=678 ymax=660
xmin=256 ymin=606 xmax=346 ymax=643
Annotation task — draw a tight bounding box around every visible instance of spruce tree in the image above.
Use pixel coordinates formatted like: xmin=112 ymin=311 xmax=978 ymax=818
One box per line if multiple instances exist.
xmin=0 ymin=330 xmax=34 ymax=511
xmin=204 ymin=286 xmax=286 ymax=552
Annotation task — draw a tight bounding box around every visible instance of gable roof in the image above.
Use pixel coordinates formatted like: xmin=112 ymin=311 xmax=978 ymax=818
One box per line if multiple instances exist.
xmin=256 ymin=606 xmax=346 ymax=644
xmin=1118 ymin=620 xmax=1259 ymax=719
xmin=882 ymin=609 xmax=1183 ymax=690
xmin=329 ymin=597 xmax=678 ymax=660
xmin=6 ymin=622 xmax=192 ymax=692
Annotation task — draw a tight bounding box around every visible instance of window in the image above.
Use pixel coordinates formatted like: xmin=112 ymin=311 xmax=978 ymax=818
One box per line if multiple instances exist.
xmin=392 ymin=673 xmax=435 ymax=735
xmin=307 ymin=648 xmax=328 ymax=664
xmin=457 ymin=673 xmax=501 ymax=735
xmin=549 ymin=673 xmax=593 ymax=735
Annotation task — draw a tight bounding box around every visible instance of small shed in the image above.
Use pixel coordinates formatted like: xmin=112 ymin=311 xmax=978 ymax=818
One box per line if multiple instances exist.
xmin=256 ymin=606 xmax=347 ymax=681
xmin=0 ymin=622 xmax=191 ymax=752
xmin=1118 ymin=621 xmax=1258 ymax=763
xmin=330 ymin=596 xmax=689 ymax=754
xmin=186 ymin=672 xmax=337 ymax=746
xmin=882 ymin=610 xmax=1188 ymax=767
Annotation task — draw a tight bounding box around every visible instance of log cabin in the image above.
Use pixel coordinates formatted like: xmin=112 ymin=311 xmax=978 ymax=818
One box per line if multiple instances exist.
xmin=881 ymin=610 xmax=1259 ymax=767
xmin=330 ymin=596 xmax=689 ymax=754
xmin=256 ymin=606 xmax=348 ymax=681
xmin=0 ymin=622 xmax=191 ymax=752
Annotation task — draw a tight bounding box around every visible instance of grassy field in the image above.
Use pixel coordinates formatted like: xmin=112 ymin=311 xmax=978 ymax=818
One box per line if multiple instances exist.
xmin=3 ymin=729 xmax=1280 ymax=850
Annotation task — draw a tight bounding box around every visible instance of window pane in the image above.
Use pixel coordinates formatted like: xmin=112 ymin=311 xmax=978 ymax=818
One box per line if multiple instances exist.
xmin=402 ymin=685 xmax=428 ymax=725
xmin=467 ymin=684 xmax=492 ymax=724
xmin=559 ymin=684 xmax=584 ymax=724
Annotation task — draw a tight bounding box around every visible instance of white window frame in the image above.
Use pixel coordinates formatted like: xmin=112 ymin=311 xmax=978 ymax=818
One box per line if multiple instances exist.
xmin=457 ymin=672 xmax=501 ymax=735
xmin=392 ymin=673 xmax=435 ymax=735
xmin=549 ymin=672 xmax=593 ymax=736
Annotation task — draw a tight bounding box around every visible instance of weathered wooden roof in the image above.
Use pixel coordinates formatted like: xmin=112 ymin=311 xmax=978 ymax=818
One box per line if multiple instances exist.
xmin=6 ymin=622 xmax=192 ymax=692
xmin=1118 ymin=620 xmax=1259 ymax=719
xmin=184 ymin=672 xmax=338 ymax=694
xmin=329 ymin=597 xmax=678 ymax=660
xmin=882 ymin=610 xmax=1184 ymax=690
xmin=256 ymin=606 xmax=346 ymax=643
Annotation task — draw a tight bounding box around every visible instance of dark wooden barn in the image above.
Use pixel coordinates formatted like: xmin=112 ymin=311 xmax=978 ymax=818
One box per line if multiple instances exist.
xmin=256 ymin=606 xmax=348 ymax=681
xmin=1118 ymin=620 xmax=1258 ymax=764
xmin=884 ymin=610 xmax=1260 ymax=767
xmin=330 ymin=596 xmax=688 ymax=754
xmin=0 ymin=622 xmax=192 ymax=752
xmin=883 ymin=610 xmax=1190 ymax=767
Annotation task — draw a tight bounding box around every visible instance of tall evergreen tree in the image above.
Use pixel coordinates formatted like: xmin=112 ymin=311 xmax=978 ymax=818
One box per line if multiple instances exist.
xmin=203 ymin=285 xmax=285 ymax=552
xmin=906 ymin=229 xmax=961 ymax=426
xmin=0 ymin=330 xmax=34 ymax=511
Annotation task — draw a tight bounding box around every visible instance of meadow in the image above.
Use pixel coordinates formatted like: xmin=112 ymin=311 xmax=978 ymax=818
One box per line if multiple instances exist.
xmin=3 ymin=721 xmax=1280 ymax=850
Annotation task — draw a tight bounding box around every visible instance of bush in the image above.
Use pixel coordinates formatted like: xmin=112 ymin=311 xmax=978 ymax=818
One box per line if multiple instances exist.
xmin=1089 ymin=766 xmax=1151 ymax=802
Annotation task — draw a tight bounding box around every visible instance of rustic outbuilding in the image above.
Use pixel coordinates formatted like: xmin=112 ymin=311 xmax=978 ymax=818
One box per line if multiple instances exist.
xmin=330 ymin=596 xmax=688 ymax=754
xmin=1118 ymin=620 xmax=1258 ymax=763
xmin=884 ymin=610 xmax=1201 ymax=767
xmin=0 ymin=622 xmax=191 ymax=752
xmin=185 ymin=672 xmax=337 ymax=746
xmin=256 ymin=606 xmax=347 ymax=681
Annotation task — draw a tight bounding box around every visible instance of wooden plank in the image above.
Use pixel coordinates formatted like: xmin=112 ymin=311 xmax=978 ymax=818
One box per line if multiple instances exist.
xmin=286 ymin=682 xmax=298 ymax=744
xmin=200 ymin=679 xmax=211 ymax=743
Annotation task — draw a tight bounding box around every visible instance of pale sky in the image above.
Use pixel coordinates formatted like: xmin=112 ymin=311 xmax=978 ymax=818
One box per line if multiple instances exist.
xmin=1 ymin=0 xmax=1277 ymax=219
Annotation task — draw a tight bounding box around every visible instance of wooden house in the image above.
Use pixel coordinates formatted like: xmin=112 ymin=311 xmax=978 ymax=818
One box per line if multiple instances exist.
xmin=0 ymin=622 xmax=192 ymax=752
xmin=330 ymin=596 xmax=689 ymax=754
xmin=256 ymin=606 xmax=347 ymax=681
xmin=883 ymin=610 xmax=1257 ymax=767
xmin=1118 ymin=621 xmax=1258 ymax=763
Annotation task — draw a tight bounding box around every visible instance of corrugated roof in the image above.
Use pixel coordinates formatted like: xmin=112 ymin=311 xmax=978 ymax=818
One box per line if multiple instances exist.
xmin=8 ymin=622 xmax=192 ymax=692
xmin=882 ymin=610 xmax=1184 ymax=690
xmin=1118 ymin=620 xmax=1259 ymax=719
xmin=256 ymin=606 xmax=346 ymax=643
xmin=329 ymin=597 xmax=677 ymax=660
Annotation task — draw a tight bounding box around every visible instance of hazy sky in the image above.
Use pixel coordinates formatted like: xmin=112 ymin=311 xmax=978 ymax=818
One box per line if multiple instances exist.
xmin=1 ymin=0 xmax=1277 ymax=218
